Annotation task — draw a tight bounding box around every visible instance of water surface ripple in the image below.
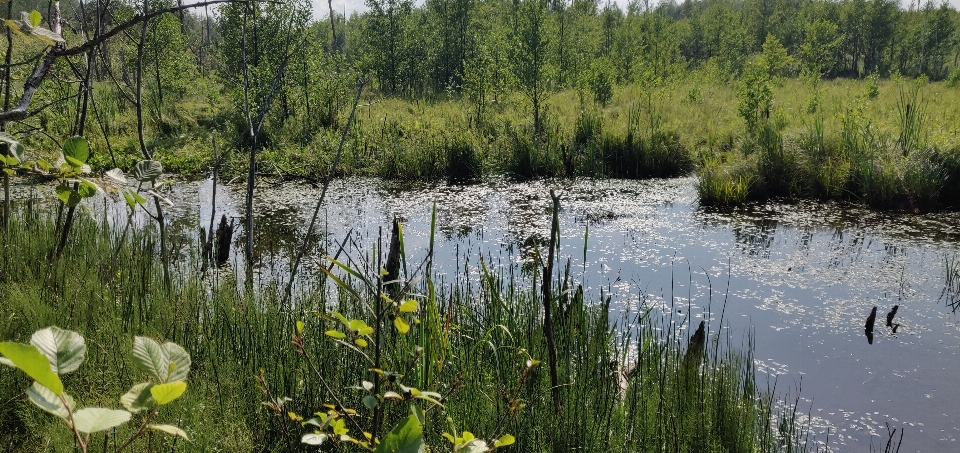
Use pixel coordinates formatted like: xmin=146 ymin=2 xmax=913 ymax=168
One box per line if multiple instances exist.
xmin=57 ymin=175 xmax=960 ymax=451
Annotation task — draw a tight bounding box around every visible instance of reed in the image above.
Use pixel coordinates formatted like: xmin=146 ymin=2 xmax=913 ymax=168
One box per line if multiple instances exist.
xmin=0 ymin=201 xmax=818 ymax=452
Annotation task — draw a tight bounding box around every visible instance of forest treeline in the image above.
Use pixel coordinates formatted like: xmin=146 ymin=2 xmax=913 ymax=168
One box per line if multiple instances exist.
xmin=13 ymin=0 xmax=959 ymax=144
xmin=341 ymin=0 xmax=958 ymax=95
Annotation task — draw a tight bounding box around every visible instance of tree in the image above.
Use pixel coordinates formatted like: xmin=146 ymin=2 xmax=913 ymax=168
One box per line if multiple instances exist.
xmin=425 ymin=0 xmax=473 ymax=91
xmin=799 ymin=18 xmax=843 ymax=77
xmin=511 ymin=0 xmax=554 ymax=135
xmin=362 ymin=0 xmax=414 ymax=94
xmin=217 ymin=0 xmax=311 ymax=133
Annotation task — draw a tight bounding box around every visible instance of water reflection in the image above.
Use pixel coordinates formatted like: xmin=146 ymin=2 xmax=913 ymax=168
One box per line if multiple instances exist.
xmin=16 ymin=175 xmax=960 ymax=452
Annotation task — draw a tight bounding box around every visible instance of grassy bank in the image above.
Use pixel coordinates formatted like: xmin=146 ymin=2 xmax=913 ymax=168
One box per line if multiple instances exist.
xmin=41 ymin=71 xmax=960 ymax=212
xmin=0 ymin=203 xmax=817 ymax=452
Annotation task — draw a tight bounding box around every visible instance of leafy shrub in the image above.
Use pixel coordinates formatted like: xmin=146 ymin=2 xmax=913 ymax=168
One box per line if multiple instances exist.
xmin=0 ymin=327 xmax=191 ymax=453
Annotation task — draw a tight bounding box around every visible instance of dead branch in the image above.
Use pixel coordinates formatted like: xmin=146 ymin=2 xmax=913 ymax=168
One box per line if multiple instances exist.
xmin=0 ymin=0 xmax=245 ymax=122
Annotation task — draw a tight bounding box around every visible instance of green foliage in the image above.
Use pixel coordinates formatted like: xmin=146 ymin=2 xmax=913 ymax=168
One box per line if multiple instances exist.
xmin=0 ymin=327 xmax=190 ymax=452
xmin=737 ymin=59 xmax=775 ymax=138
xmin=895 ymin=79 xmax=927 ymax=155
xmin=759 ymin=34 xmax=794 ymax=79
xmin=511 ymin=0 xmax=555 ymax=135
xmin=0 ymin=132 xmax=33 ymax=176
xmin=799 ymin=19 xmax=843 ymax=76
xmin=583 ymin=57 xmax=615 ymax=107
xmin=698 ymin=158 xmax=753 ymax=206
xmin=286 ymin=218 xmax=514 ymax=452
xmin=374 ymin=413 xmax=424 ymax=453
xmin=865 ymin=73 xmax=881 ymax=98
xmin=361 ymin=0 xmax=418 ymax=94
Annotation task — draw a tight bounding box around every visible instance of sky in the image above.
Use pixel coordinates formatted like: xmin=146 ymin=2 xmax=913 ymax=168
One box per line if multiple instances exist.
xmin=316 ymin=0 xmax=960 ymax=18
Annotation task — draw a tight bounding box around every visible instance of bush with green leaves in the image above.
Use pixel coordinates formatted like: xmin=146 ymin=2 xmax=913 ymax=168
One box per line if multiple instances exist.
xmin=286 ymin=289 xmax=516 ymax=452
xmin=266 ymin=217 xmax=517 ymax=452
xmin=0 ymin=327 xmax=191 ymax=453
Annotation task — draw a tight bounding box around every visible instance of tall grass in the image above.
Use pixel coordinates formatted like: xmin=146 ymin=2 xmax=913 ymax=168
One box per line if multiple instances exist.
xmin=696 ymin=77 xmax=960 ymax=211
xmin=0 ymin=202 xmax=817 ymax=452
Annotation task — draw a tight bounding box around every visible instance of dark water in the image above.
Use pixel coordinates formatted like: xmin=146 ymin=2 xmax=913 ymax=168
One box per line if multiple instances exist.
xmin=37 ymin=175 xmax=960 ymax=451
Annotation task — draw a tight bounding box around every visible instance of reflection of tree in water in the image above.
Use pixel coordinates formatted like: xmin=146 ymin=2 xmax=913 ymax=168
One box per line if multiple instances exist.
xmin=732 ymin=217 xmax=778 ymax=258
xmin=234 ymin=207 xmax=324 ymax=266
xmin=940 ymin=252 xmax=960 ymax=313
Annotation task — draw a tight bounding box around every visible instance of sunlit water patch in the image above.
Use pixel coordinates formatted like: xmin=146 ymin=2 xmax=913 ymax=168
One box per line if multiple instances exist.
xmin=17 ymin=175 xmax=960 ymax=451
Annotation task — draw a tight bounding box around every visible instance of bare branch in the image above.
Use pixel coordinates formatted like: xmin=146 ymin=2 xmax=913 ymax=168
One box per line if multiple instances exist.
xmin=0 ymin=0 xmax=247 ymax=122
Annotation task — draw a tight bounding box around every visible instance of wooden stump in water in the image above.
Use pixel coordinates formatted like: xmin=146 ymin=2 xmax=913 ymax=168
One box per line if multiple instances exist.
xmin=685 ymin=320 xmax=706 ymax=364
xmin=886 ymin=305 xmax=899 ymax=327
xmin=215 ymin=215 xmax=234 ymax=266
xmin=865 ymin=306 xmax=877 ymax=344
xmin=384 ymin=217 xmax=401 ymax=296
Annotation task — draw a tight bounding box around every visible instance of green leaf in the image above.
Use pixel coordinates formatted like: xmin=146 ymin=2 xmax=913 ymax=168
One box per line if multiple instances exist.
xmin=296 ymin=320 xmax=305 ymax=335
xmin=122 ymin=190 xmax=136 ymax=209
xmin=147 ymin=424 xmax=189 ymax=440
xmin=120 ymin=382 xmax=156 ymax=413
xmin=348 ymin=319 xmax=367 ymax=332
xmin=394 ymin=317 xmax=410 ymax=334
xmin=330 ymin=417 xmax=348 ymax=436
xmin=302 ymin=433 xmax=329 ymax=445
xmin=28 ymin=10 xmax=40 ymax=27
xmin=55 ymin=183 xmax=80 ymax=207
xmin=26 ymin=381 xmax=73 ymax=418
xmin=62 ymin=137 xmax=89 ymax=165
xmin=11 ymin=144 xmax=25 ymax=165
xmin=319 ymin=267 xmax=367 ymax=305
xmin=410 ymin=404 xmax=425 ymax=425
xmin=132 ymin=160 xmax=163 ymax=182
xmin=412 ymin=393 xmax=444 ymax=407
xmin=354 ymin=338 xmax=368 ymax=348
xmin=131 ymin=191 xmax=147 ymax=205
xmin=30 ymin=326 xmax=86 ymax=375
xmin=374 ymin=414 xmax=424 ymax=453
xmin=77 ymin=179 xmax=98 ymax=198
xmin=362 ymin=395 xmax=378 ymax=410
xmin=150 ymin=381 xmax=187 ymax=405
xmin=4 ymin=20 xmax=28 ymax=40
xmin=494 ymin=434 xmax=515 ymax=448
xmin=399 ymin=300 xmax=418 ymax=313
xmin=71 ymin=408 xmax=131 ymax=433
xmin=63 ymin=155 xmax=84 ymax=169
xmin=131 ymin=337 xmax=191 ymax=383
xmin=0 ymin=342 xmax=62 ymax=395
xmin=325 ymin=330 xmax=346 ymax=339
xmin=0 ymin=132 xmax=23 ymax=165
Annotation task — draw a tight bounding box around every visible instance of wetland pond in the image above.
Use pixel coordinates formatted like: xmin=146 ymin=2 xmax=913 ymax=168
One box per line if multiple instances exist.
xmin=83 ymin=175 xmax=960 ymax=451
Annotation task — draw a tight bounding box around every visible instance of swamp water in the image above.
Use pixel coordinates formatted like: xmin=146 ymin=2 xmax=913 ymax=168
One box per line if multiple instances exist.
xmin=46 ymin=175 xmax=960 ymax=451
